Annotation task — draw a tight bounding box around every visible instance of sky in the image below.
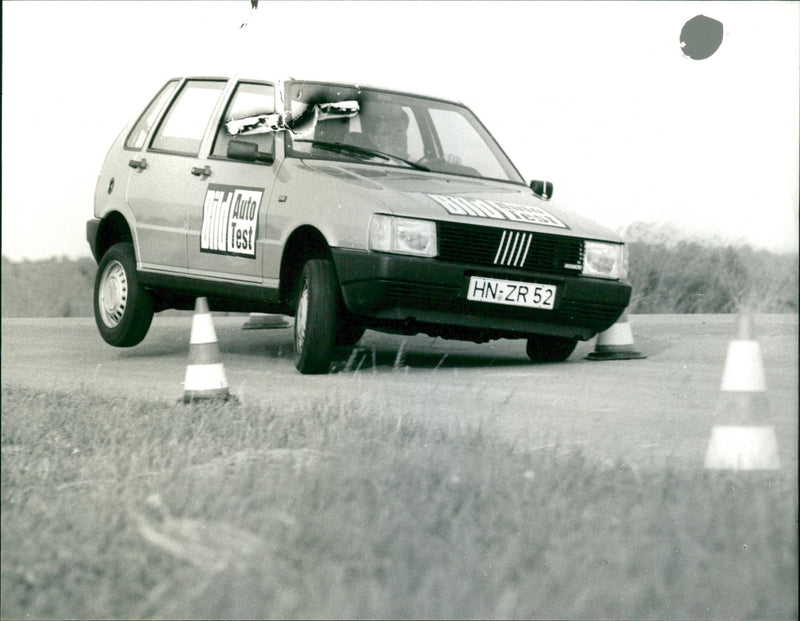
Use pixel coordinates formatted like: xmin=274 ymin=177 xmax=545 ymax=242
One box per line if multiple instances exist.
xmin=2 ymin=0 xmax=798 ymax=261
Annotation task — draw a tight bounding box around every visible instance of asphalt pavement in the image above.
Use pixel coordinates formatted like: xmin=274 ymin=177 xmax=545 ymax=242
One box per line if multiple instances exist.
xmin=2 ymin=314 xmax=797 ymax=471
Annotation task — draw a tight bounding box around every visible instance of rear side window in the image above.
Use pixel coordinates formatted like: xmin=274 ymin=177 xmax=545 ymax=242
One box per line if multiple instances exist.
xmin=125 ymin=79 xmax=179 ymax=150
xmin=212 ymin=82 xmax=276 ymax=160
xmin=150 ymin=80 xmax=226 ymax=155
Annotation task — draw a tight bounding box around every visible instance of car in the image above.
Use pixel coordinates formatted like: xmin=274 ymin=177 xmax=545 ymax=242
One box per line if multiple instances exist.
xmin=87 ymin=76 xmax=632 ymax=374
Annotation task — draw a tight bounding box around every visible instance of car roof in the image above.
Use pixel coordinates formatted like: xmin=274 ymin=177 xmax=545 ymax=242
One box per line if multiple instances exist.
xmin=172 ymin=75 xmax=465 ymax=107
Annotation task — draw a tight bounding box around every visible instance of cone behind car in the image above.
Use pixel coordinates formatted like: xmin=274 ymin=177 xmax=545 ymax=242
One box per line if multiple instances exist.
xmin=242 ymin=313 xmax=290 ymax=330
xmin=183 ymin=297 xmax=234 ymax=403
xmin=586 ymin=310 xmax=646 ymax=360
xmin=704 ymin=311 xmax=779 ymax=470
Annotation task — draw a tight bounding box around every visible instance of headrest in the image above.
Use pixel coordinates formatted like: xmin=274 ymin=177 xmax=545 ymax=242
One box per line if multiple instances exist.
xmin=362 ymin=104 xmax=408 ymax=132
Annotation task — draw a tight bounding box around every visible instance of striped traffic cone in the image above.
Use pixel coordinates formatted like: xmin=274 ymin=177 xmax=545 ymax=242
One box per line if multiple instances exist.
xmin=704 ymin=311 xmax=779 ymax=470
xmin=586 ymin=310 xmax=646 ymax=360
xmin=182 ymin=298 xmax=236 ymax=404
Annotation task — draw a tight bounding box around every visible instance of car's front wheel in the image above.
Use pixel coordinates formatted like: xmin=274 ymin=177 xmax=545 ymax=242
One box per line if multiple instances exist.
xmin=335 ymin=319 xmax=366 ymax=347
xmin=93 ymin=242 xmax=154 ymax=347
xmin=293 ymin=259 xmax=339 ymax=374
xmin=526 ymin=334 xmax=578 ymax=363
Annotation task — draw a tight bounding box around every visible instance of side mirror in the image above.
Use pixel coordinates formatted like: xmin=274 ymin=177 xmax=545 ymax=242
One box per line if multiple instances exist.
xmin=530 ymin=180 xmax=554 ymax=200
xmin=227 ymin=139 xmax=274 ymax=164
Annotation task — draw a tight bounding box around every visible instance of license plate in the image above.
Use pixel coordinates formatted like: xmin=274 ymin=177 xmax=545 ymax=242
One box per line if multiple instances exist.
xmin=467 ymin=276 xmax=556 ymax=310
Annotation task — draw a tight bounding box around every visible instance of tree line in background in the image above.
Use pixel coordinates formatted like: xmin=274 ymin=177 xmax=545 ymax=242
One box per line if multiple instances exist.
xmin=623 ymin=222 xmax=798 ymax=314
xmin=2 ymin=225 xmax=797 ymax=318
xmin=2 ymin=255 xmax=98 ymax=318
xmin=627 ymin=241 xmax=797 ymax=314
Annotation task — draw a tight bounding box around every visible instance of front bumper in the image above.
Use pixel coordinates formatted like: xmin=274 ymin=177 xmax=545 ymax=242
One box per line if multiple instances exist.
xmin=331 ymin=249 xmax=631 ymax=341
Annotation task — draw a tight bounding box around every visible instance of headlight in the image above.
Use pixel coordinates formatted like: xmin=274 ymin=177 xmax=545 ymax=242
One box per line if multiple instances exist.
xmin=582 ymin=241 xmax=627 ymax=280
xmin=369 ymin=215 xmax=437 ymax=257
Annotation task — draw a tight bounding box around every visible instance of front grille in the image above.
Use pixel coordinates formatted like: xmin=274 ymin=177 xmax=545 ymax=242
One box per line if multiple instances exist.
xmin=437 ymin=221 xmax=584 ymax=276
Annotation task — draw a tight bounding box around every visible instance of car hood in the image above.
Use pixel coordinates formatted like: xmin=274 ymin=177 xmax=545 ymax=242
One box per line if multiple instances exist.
xmin=297 ymin=160 xmax=624 ymax=243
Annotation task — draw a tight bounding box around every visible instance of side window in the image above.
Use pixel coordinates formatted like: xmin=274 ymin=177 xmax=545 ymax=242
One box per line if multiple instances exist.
xmin=125 ymin=79 xmax=179 ymax=150
xmin=150 ymin=80 xmax=226 ymax=155
xmin=211 ymin=82 xmax=276 ymax=161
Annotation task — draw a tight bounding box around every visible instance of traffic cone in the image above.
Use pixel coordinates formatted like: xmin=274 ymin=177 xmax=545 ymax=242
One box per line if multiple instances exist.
xmin=182 ymin=298 xmax=236 ymax=404
xmin=586 ymin=310 xmax=646 ymax=360
xmin=242 ymin=313 xmax=289 ymax=330
xmin=704 ymin=311 xmax=779 ymax=470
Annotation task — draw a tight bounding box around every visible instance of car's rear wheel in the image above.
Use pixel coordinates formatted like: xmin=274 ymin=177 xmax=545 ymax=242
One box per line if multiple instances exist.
xmin=526 ymin=334 xmax=578 ymax=362
xmin=94 ymin=242 xmax=154 ymax=347
xmin=294 ymin=259 xmax=338 ymax=374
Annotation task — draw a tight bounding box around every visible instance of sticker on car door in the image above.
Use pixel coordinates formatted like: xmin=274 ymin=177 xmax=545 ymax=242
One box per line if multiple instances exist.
xmin=200 ymin=184 xmax=264 ymax=258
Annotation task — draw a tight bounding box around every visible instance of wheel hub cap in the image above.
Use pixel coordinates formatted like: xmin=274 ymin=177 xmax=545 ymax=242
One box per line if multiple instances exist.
xmin=99 ymin=261 xmax=127 ymax=327
xmin=295 ymin=284 xmax=309 ymax=353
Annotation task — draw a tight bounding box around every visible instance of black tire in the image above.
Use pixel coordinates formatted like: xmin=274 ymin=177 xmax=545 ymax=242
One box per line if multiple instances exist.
xmin=293 ymin=260 xmax=339 ymax=374
xmin=93 ymin=242 xmax=154 ymax=347
xmin=335 ymin=320 xmax=366 ymax=347
xmin=526 ymin=334 xmax=578 ymax=363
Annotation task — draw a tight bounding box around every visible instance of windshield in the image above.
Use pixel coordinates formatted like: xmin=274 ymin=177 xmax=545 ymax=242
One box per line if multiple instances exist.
xmin=284 ymin=81 xmax=525 ymax=184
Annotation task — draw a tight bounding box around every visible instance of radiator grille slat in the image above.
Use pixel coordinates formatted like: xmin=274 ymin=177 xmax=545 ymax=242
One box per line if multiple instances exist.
xmin=437 ymin=222 xmax=584 ymax=276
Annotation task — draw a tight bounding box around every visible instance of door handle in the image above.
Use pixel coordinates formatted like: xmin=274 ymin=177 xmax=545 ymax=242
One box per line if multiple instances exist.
xmin=128 ymin=158 xmax=148 ymax=171
xmin=191 ymin=165 xmax=212 ymax=178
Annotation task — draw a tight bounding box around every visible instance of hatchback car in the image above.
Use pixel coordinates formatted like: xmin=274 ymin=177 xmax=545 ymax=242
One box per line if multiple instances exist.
xmin=88 ymin=77 xmax=632 ymax=373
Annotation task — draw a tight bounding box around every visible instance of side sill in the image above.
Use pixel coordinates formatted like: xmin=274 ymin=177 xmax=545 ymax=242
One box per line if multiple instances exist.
xmin=138 ymin=270 xmax=284 ymax=313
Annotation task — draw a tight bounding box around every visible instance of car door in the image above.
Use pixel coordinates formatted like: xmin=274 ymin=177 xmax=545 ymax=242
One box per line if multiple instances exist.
xmin=126 ymin=79 xmax=228 ymax=274
xmin=186 ymin=81 xmax=279 ymax=284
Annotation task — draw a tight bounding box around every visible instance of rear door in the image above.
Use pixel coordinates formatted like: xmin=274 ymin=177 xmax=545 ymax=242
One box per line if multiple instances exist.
xmin=126 ymin=79 xmax=228 ymax=274
xmin=186 ymin=81 xmax=279 ymax=284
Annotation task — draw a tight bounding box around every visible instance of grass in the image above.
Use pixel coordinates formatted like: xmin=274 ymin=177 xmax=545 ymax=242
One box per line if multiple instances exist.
xmin=1 ymin=256 xmax=96 ymax=318
xmin=625 ymin=240 xmax=798 ymax=314
xmin=1 ymin=384 xmax=797 ymax=620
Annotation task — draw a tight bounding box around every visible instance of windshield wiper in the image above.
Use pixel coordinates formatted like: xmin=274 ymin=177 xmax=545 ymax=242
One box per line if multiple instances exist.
xmin=306 ymin=140 xmax=430 ymax=171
